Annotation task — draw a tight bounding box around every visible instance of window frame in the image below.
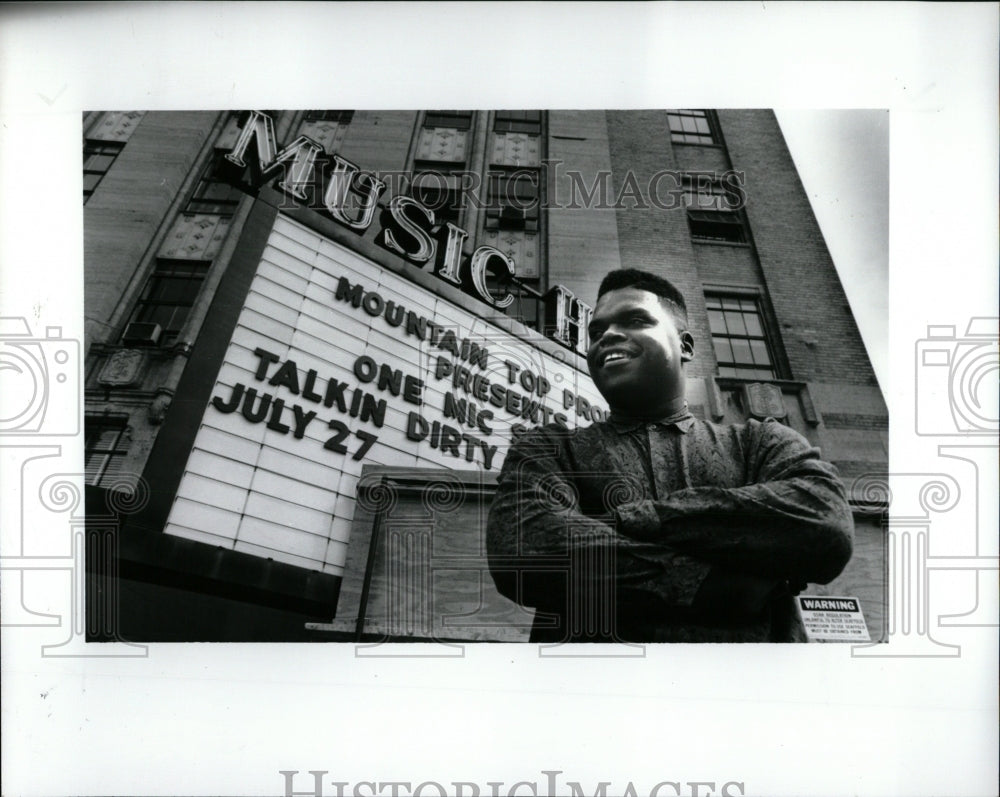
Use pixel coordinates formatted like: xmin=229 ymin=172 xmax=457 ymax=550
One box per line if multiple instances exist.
xmin=681 ymin=175 xmax=748 ymax=245
xmin=686 ymin=210 xmax=749 ymax=244
xmin=84 ymin=416 xmax=130 ymax=488
xmin=303 ymin=110 xmax=354 ymax=124
xmin=410 ymin=160 xmax=469 ymax=227
xmin=126 ymin=258 xmax=212 ymax=347
xmin=185 ymin=153 xmax=245 ymax=216
xmin=666 ymin=109 xmax=719 ymax=146
xmin=83 ymin=139 xmax=125 ymax=203
xmin=485 ymin=167 xmax=541 ymax=232
xmin=493 ymin=110 xmax=542 ymax=136
xmin=422 ymin=110 xmax=473 ymax=131
xmin=704 ymin=289 xmax=782 ymax=380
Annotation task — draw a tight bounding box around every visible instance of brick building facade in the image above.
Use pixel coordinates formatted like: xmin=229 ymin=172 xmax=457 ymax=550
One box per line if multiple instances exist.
xmin=83 ymin=109 xmax=888 ymax=641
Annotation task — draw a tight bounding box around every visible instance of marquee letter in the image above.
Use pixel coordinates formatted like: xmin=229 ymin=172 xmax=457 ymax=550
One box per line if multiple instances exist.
xmin=323 ymin=154 xmax=386 ymax=232
xmin=211 ymin=383 xmax=244 ymax=414
xmin=384 ymin=196 xmax=437 ymax=264
xmin=545 ymin=284 xmax=593 ymax=356
xmin=437 ymin=222 xmax=468 ymax=286
xmin=468 ymin=246 xmax=515 ymax=309
xmin=224 ymin=111 xmax=324 ymax=201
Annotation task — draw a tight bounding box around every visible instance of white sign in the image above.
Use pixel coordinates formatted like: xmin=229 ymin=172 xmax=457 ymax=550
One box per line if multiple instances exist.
xmin=797 ymin=596 xmax=871 ymax=642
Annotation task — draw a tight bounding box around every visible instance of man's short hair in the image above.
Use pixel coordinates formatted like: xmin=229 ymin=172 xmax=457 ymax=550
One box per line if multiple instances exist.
xmin=597 ymin=268 xmax=689 ymax=328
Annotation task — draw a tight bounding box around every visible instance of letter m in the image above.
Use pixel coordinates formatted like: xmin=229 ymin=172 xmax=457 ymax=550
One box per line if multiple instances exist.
xmin=224 ymin=111 xmax=324 ymax=200
xmin=335 ymin=277 xmax=365 ymax=307
xmin=567 ymin=782 xmax=611 ymax=797
xmin=566 ymin=171 xmax=609 ymax=209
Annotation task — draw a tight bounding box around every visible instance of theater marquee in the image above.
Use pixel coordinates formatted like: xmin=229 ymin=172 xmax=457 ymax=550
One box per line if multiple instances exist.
xmin=162 ymin=213 xmax=606 ymax=577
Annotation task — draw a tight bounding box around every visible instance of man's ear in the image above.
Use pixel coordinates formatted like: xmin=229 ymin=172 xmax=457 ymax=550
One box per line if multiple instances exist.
xmin=680 ymin=331 xmax=695 ymax=363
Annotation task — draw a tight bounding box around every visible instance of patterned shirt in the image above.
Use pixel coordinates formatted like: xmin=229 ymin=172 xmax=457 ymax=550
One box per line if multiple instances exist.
xmin=486 ymin=410 xmax=854 ymax=642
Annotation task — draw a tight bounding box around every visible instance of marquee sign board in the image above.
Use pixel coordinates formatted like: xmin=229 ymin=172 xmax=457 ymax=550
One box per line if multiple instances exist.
xmin=163 ymin=214 xmax=607 ymax=576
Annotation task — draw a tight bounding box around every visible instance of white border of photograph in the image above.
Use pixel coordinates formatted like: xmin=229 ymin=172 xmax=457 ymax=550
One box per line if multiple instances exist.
xmin=1 ymin=4 xmax=997 ymax=796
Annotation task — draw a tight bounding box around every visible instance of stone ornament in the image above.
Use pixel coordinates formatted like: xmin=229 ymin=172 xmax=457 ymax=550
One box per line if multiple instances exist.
xmin=742 ymin=382 xmax=787 ymax=420
xmin=98 ymin=349 xmax=144 ymax=387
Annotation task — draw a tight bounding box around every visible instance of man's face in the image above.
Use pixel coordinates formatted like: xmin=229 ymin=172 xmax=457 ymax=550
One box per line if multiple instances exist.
xmin=586 ymin=287 xmax=694 ymax=416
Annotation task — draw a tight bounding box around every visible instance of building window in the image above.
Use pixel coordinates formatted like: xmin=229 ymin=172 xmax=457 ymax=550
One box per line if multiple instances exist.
xmin=83 ymin=140 xmax=124 ymax=203
xmin=296 ymin=110 xmax=353 ymax=153
xmin=667 ymin=109 xmax=717 ymax=145
xmin=185 ymin=154 xmax=244 ymax=216
xmin=85 ymin=418 xmax=129 ymax=487
xmin=303 ymin=110 xmax=354 ymax=124
xmin=706 ymin=294 xmax=778 ymax=379
xmin=494 ymin=110 xmax=542 ymax=135
xmin=127 ymin=259 xmax=211 ymax=346
xmin=486 ymin=169 xmax=540 ymax=232
xmin=682 ymin=177 xmax=747 ymax=244
xmin=687 ymin=209 xmax=747 ymax=244
xmin=423 ymin=110 xmax=473 ymax=130
xmin=411 ymin=161 xmax=466 ymax=226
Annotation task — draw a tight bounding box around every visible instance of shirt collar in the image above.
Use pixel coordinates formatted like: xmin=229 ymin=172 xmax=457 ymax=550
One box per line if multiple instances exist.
xmin=607 ymin=405 xmax=696 ymax=435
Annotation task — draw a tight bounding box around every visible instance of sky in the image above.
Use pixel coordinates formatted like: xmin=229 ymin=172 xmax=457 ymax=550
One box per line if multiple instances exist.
xmin=776 ymin=110 xmax=890 ymax=393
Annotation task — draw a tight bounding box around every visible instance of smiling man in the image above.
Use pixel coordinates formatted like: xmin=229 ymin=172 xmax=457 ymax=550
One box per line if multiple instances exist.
xmin=486 ymin=268 xmax=854 ymax=642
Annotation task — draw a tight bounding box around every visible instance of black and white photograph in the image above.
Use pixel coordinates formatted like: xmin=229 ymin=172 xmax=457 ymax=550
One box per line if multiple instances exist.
xmin=81 ymin=107 xmax=887 ymax=645
xmin=1 ymin=4 xmax=996 ymax=797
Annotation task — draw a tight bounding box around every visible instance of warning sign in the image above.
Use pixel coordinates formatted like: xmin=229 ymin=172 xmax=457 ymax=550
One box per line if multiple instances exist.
xmin=797 ymin=596 xmax=871 ymax=642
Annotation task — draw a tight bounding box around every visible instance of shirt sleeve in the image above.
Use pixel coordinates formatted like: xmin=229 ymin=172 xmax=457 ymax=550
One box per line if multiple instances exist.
xmin=615 ymin=419 xmax=854 ymax=585
xmin=486 ymin=426 xmax=711 ymax=611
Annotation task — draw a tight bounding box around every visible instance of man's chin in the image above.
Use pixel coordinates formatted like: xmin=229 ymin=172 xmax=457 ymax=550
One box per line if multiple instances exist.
xmin=599 ymin=388 xmax=644 ymax=414
xmin=600 ymin=385 xmax=682 ymax=418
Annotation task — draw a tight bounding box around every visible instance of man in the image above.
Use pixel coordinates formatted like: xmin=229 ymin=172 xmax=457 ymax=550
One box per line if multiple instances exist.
xmin=486 ymin=268 xmax=853 ymax=642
